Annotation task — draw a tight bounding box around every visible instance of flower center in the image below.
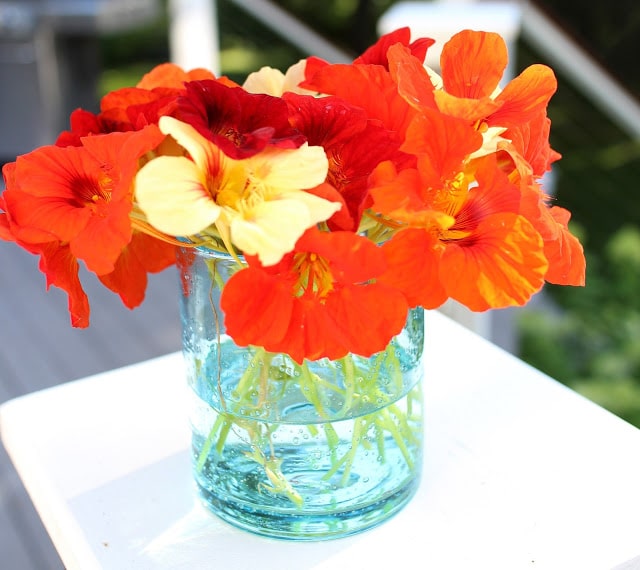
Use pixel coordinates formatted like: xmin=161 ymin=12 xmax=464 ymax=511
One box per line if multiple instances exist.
xmin=72 ymin=175 xmax=111 ymax=209
xmin=292 ymin=251 xmax=334 ymax=299
xmin=214 ymin=166 xmax=264 ymax=215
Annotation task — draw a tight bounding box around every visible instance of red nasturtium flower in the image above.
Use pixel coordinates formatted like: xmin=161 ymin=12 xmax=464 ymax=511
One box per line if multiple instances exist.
xmin=221 ymin=228 xmax=409 ymax=363
xmin=353 ymin=26 xmax=434 ymax=68
xmin=284 ymin=93 xmax=408 ymax=231
xmin=56 ymin=63 xmax=221 ymax=147
xmin=171 ymin=80 xmax=307 ymax=159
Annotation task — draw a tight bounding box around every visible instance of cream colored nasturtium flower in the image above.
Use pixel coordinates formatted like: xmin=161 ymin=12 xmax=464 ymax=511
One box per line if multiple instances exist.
xmin=243 ymin=60 xmax=316 ymax=97
xmin=135 ymin=116 xmax=339 ymax=266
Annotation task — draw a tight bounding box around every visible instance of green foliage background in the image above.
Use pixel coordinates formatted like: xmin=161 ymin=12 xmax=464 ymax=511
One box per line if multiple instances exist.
xmin=98 ymin=0 xmax=640 ymax=426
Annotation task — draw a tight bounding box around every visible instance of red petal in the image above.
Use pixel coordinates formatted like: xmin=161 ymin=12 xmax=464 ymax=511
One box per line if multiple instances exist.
xmin=221 ymin=267 xmax=295 ymax=347
xmin=325 ymin=282 xmax=408 ymax=358
xmin=38 ymin=242 xmax=91 ymax=327
xmin=354 ymin=27 xmax=434 ymax=69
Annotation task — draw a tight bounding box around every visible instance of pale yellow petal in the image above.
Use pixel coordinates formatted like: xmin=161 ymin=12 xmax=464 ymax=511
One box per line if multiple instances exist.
xmin=243 ymin=60 xmax=315 ymax=96
xmin=282 ymin=60 xmax=317 ymax=95
xmin=290 ymin=190 xmax=342 ymax=225
xmin=249 ymin=144 xmax=329 ymax=192
xmin=135 ymin=155 xmax=220 ymax=236
xmin=243 ymin=66 xmax=287 ymax=96
xmin=426 ymin=65 xmax=443 ymax=90
xmin=158 ymin=116 xmax=212 ymax=171
xmin=469 ymin=126 xmax=510 ymax=159
xmin=230 ymin=199 xmax=313 ymax=266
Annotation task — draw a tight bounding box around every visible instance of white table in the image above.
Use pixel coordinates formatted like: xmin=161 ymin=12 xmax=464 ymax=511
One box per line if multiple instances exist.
xmin=1 ymin=311 xmax=640 ymax=570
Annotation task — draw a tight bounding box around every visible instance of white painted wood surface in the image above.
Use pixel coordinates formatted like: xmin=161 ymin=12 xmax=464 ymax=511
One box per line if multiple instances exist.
xmin=2 ymin=311 xmax=640 ymax=570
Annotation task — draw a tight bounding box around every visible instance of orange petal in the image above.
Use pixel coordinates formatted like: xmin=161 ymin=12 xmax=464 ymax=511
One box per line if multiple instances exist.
xmin=440 ymin=30 xmax=507 ymax=99
xmin=38 ymin=242 xmax=91 ymax=328
xmin=540 ymin=206 xmax=586 ymax=286
xmin=492 ymin=64 xmax=557 ymax=127
xmin=387 ymin=43 xmax=437 ymax=110
xmin=403 ymin=109 xmax=483 ymax=184
xmin=441 ymin=213 xmax=548 ymax=310
xmin=326 ymin=283 xmax=408 ymax=358
xmin=379 ymin=228 xmax=447 ymax=309
xmin=97 ymin=232 xmax=176 ymax=309
xmin=221 ymin=266 xmax=294 ymax=348
xmin=433 ymin=90 xmax=502 ymax=123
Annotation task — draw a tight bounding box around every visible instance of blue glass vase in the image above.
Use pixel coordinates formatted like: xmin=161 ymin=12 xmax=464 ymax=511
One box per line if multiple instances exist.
xmin=178 ymin=246 xmax=424 ymax=540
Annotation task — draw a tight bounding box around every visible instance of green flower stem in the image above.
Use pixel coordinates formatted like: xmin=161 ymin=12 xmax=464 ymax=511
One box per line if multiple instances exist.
xmin=195 ymin=342 xmax=422 ymax=507
xmin=196 ymin=413 xmax=231 ymax=471
xmin=376 ymin=407 xmax=415 ymax=469
xmin=338 ymin=355 xmax=356 ymax=416
xmin=321 ymin=415 xmax=370 ymax=485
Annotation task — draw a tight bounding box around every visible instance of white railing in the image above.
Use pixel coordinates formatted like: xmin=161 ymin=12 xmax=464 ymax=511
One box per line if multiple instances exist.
xmin=520 ymin=0 xmax=640 ymax=140
xmin=185 ymin=0 xmax=640 ymax=140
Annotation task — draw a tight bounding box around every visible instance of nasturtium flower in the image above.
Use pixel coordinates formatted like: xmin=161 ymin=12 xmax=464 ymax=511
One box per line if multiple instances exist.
xmin=370 ymin=117 xmax=549 ymax=311
xmin=303 ymin=26 xmax=433 ymax=80
xmin=284 ymin=93 xmax=407 ymax=231
xmin=171 ymin=80 xmax=306 ymax=159
xmin=221 ymin=228 xmax=409 ymax=363
xmin=438 ymin=31 xmax=560 ymax=174
xmin=301 ymin=57 xmax=419 ymax=145
xmin=3 ymin=128 xmax=162 ymax=275
xmin=135 ymin=116 xmax=341 ymax=266
xmin=353 ymin=26 xmax=434 ymax=69
xmin=56 ymin=63 xmax=221 ymax=147
xmin=0 ymin=127 xmax=174 ymax=326
xmin=386 ymin=30 xmax=560 ymax=174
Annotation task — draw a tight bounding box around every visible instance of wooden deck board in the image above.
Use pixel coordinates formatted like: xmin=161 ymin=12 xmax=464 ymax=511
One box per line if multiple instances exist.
xmin=0 ymin=238 xmax=183 ymax=569
xmin=0 ymin=442 xmax=63 ymax=570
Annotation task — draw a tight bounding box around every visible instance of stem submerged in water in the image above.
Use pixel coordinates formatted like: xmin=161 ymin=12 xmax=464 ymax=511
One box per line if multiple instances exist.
xmin=194 ymin=338 xmax=422 ymax=507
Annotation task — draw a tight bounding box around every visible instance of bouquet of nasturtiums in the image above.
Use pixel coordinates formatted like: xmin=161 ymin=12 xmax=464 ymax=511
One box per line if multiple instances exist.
xmin=0 ymin=28 xmax=584 ymax=350
xmin=0 ymin=27 xmax=585 ymax=537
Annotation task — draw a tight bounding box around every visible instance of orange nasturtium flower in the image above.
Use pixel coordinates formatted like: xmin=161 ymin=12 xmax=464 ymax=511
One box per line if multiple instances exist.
xmin=221 ymin=228 xmax=409 ymax=363
xmin=435 ymin=30 xmax=560 ymax=175
xmin=0 ymin=179 xmax=90 ymax=327
xmin=371 ymin=109 xmax=549 ymax=311
xmin=135 ymin=116 xmax=341 ymax=266
xmin=0 ymin=126 xmax=175 ymax=326
xmin=4 ymin=129 xmax=157 ymax=274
